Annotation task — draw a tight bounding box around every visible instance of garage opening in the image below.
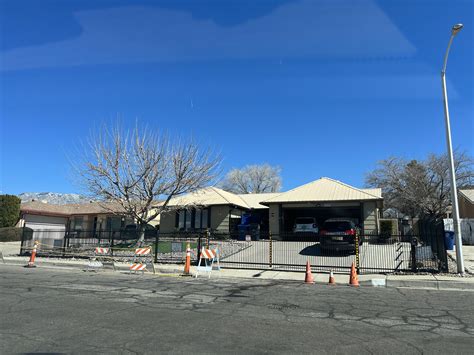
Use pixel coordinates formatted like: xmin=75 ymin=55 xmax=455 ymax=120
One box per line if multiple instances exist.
xmin=282 ymin=205 xmax=362 ymax=233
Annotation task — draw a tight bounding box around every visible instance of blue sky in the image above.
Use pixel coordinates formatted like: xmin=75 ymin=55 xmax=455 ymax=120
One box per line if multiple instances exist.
xmin=0 ymin=0 xmax=473 ymax=195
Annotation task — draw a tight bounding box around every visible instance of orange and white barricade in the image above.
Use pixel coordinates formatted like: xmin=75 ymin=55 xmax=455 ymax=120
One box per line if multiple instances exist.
xmin=129 ymin=247 xmax=155 ymax=274
xmin=130 ymin=263 xmax=147 ymax=272
xmin=95 ymin=247 xmax=110 ymax=255
xmin=195 ymin=248 xmax=220 ymax=279
xmin=86 ymin=246 xmax=112 ymax=271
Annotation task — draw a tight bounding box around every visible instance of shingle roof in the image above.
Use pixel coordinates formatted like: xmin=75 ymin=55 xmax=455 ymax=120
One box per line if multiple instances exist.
xmin=166 ymin=187 xmax=250 ymax=209
xmin=20 ymin=201 xmax=125 ymax=216
xmin=459 ymin=189 xmax=474 ymax=204
xmin=262 ymin=177 xmax=382 ymax=204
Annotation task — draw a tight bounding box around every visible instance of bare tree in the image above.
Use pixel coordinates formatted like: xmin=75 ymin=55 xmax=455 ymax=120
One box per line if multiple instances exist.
xmin=366 ymin=152 xmax=474 ymax=218
xmin=220 ymin=164 xmax=282 ymax=194
xmin=77 ymin=124 xmax=220 ymax=242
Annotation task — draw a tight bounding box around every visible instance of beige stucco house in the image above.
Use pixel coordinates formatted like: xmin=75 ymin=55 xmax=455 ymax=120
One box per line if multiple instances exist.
xmin=159 ymin=187 xmax=278 ymax=234
xmin=262 ymin=177 xmax=382 ymax=238
xmin=159 ymin=177 xmax=383 ymax=237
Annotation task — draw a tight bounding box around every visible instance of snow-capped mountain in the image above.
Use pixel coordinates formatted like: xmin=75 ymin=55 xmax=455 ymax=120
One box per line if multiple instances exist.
xmin=18 ymin=192 xmax=90 ymax=205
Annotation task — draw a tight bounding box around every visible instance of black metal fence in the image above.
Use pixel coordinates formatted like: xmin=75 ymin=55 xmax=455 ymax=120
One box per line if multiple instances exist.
xmin=208 ymin=232 xmax=442 ymax=274
xmin=19 ymin=226 xmax=448 ymax=274
xmin=416 ymin=218 xmax=449 ymax=272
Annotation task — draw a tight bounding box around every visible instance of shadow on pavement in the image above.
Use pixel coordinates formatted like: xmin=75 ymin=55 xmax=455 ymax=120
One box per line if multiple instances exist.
xmin=299 ymin=244 xmax=352 ymax=257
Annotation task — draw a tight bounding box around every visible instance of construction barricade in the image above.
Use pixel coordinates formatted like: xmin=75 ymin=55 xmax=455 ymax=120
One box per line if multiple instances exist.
xmin=86 ymin=247 xmax=114 ymax=272
xmin=195 ymin=248 xmax=220 ymax=279
xmin=129 ymin=247 xmax=155 ymax=274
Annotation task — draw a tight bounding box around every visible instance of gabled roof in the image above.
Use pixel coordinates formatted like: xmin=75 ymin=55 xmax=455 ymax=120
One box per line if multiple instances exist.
xmin=360 ymin=188 xmax=382 ymax=198
xmin=459 ymin=189 xmax=474 ymax=204
xmin=238 ymin=193 xmax=282 ymax=209
xmin=262 ymin=177 xmax=382 ymax=204
xmin=166 ymin=187 xmax=250 ymax=209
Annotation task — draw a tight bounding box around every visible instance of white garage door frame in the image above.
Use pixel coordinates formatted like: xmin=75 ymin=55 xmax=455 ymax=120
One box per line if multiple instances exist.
xmin=23 ymin=214 xmax=68 ymax=249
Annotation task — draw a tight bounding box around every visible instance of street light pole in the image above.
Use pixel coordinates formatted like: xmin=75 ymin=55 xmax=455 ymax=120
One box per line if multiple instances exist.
xmin=441 ymin=24 xmax=464 ymax=275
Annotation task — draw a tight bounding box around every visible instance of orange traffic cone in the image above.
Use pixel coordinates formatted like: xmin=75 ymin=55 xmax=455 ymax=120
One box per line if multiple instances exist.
xmin=304 ymin=261 xmax=315 ymax=284
xmin=328 ymin=270 xmax=336 ymax=285
xmin=25 ymin=241 xmax=39 ymax=268
xmin=349 ymin=262 xmax=359 ymax=287
xmin=183 ymin=243 xmax=191 ymax=276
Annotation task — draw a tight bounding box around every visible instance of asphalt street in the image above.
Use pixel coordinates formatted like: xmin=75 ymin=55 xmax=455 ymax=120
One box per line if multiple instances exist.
xmin=1 ymin=265 xmax=473 ymax=354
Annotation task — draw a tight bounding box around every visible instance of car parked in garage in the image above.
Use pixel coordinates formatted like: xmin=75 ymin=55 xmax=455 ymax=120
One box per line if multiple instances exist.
xmin=293 ymin=217 xmax=319 ymax=234
xmin=319 ymin=218 xmax=362 ymax=253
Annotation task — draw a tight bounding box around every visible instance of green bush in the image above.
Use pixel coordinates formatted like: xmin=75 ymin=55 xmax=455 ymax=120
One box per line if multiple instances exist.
xmin=380 ymin=219 xmax=397 ymax=237
xmin=0 ymin=227 xmax=32 ymax=242
xmin=0 ymin=195 xmax=21 ymax=228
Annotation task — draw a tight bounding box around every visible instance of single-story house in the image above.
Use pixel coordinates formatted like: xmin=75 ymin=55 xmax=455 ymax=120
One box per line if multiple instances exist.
xmin=262 ymin=177 xmax=382 ymax=238
xmin=159 ymin=177 xmax=383 ymax=238
xmin=459 ymin=189 xmax=474 ymax=218
xmin=19 ymin=201 xmax=131 ymax=248
xmin=159 ymin=187 xmax=279 ymax=235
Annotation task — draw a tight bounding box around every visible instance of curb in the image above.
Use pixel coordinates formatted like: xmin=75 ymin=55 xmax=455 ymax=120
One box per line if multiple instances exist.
xmin=2 ymin=257 xmax=184 ymax=275
xmin=386 ymin=279 xmax=474 ymax=290
xmin=2 ymin=258 xmax=474 ymax=290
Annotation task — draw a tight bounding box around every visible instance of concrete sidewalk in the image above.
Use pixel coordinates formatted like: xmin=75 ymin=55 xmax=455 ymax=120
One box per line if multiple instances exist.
xmin=2 ymin=242 xmax=474 ymax=290
xmin=447 ymin=245 xmax=474 ymax=274
xmin=3 ymin=253 xmax=474 ymax=291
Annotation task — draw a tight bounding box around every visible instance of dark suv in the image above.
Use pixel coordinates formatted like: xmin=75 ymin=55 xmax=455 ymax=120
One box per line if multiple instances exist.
xmin=319 ymin=219 xmax=362 ymax=253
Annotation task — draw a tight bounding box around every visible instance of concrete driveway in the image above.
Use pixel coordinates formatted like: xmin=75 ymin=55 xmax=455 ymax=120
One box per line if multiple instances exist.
xmin=218 ymin=240 xmax=411 ymax=273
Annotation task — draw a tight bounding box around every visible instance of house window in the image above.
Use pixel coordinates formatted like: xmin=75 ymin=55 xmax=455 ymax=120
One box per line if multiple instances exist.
xmin=193 ymin=208 xmax=209 ymax=230
xmin=185 ymin=210 xmax=192 ymax=230
xmin=195 ymin=209 xmax=202 ymax=229
xmin=178 ymin=210 xmax=185 ymax=230
xmin=72 ymin=216 xmax=84 ymax=231
xmin=176 ymin=208 xmax=209 ymax=231
xmin=201 ymin=208 xmax=209 ymax=229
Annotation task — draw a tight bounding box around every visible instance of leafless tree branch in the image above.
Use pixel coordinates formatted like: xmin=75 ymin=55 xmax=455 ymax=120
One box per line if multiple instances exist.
xmin=75 ymin=123 xmax=220 ymax=241
xmin=220 ymin=164 xmax=282 ymax=194
xmin=366 ymin=151 xmax=474 ymax=218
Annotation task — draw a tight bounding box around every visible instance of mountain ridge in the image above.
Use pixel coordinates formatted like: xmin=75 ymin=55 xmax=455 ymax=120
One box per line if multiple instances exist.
xmin=18 ymin=192 xmax=90 ymax=205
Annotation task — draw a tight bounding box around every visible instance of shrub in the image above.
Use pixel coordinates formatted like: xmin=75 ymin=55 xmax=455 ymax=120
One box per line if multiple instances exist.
xmin=0 ymin=227 xmax=33 ymax=242
xmin=380 ymin=219 xmax=397 ymax=237
xmin=0 ymin=195 xmax=21 ymax=228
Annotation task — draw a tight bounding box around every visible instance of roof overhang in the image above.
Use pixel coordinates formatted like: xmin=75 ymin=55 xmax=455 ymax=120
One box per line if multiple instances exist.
xmin=21 ymin=210 xmax=70 ymax=218
xmin=261 ymin=198 xmax=383 ymax=206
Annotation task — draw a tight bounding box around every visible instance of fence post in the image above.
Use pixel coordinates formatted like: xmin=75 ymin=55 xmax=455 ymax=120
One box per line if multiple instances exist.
xmin=20 ymin=226 xmax=26 ymax=255
xmin=196 ymin=233 xmax=202 ymax=266
xmin=62 ymin=231 xmax=67 ymax=257
xmin=269 ymin=232 xmax=273 ymax=268
xmin=110 ymin=231 xmax=114 ymax=257
xmin=355 ymin=234 xmax=360 ymax=274
xmin=154 ymin=231 xmax=159 ymax=263
xmin=437 ymin=221 xmax=449 ymax=272
xmin=411 ymin=237 xmax=417 ymax=272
